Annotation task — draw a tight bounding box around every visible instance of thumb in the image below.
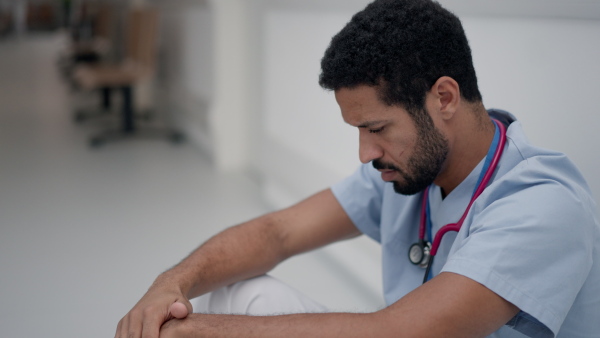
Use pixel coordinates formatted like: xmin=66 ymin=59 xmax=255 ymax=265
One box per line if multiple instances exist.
xmin=169 ymin=301 xmax=190 ymax=319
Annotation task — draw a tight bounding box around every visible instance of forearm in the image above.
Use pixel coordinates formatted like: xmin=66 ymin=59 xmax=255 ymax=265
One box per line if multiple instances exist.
xmin=156 ymin=189 xmax=358 ymax=300
xmin=162 ymin=312 xmax=383 ymax=338
xmin=161 ymin=272 xmax=520 ymax=338
xmin=157 ymin=213 xmax=288 ymax=299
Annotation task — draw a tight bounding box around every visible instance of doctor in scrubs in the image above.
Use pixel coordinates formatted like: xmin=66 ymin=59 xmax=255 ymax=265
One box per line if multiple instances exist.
xmin=116 ymin=0 xmax=600 ymax=337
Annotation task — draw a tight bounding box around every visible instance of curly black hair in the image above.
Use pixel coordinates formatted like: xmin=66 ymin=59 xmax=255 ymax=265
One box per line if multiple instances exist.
xmin=319 ymin=0 xmax=482 ymax=112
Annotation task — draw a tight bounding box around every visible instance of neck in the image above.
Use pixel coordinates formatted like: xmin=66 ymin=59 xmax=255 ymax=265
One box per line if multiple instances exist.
xmin=434 ymin=107 xmax=495 ymax=197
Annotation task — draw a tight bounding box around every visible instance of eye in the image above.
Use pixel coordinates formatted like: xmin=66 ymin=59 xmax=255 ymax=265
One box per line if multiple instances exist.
xmin=369 ymin=126 xmax=385 ymax=134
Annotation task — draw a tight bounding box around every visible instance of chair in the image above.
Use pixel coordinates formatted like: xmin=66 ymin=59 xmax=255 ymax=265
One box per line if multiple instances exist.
xmin=73 ymin=6 xmax=184 ymax=147
xmin=60 ymin=2 xmax=115 ymax=121
xmin=61 ymin=2 xmax=114 ymax=70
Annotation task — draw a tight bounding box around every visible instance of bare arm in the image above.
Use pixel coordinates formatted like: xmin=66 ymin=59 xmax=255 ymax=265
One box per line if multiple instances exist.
xmin=160 ymin=272 xmax=520 ymax=338
xmin=115 ymin=189 xmax=359 ymax=338
xmin=171 ymin=188 xmax=360 ymax=299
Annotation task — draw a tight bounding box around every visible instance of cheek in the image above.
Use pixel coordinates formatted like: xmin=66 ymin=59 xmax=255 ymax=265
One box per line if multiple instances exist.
xmin=386 ymin=134 xmax=417 ymax=161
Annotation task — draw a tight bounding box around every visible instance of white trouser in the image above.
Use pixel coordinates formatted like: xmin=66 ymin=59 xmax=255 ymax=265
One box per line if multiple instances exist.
xmin=192 ymin=275 xmax=328 ymax=316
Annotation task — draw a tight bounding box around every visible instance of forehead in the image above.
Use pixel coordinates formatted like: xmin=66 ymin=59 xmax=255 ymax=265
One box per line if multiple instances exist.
xmin=334 ymin=85 xmax=411 ymax=126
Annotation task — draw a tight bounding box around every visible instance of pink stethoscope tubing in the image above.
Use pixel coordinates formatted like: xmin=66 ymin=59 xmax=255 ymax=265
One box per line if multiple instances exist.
xmin=422 ymin=119 xmax=507 ymax=257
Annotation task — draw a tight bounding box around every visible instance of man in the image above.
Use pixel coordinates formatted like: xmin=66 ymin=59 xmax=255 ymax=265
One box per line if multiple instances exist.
xmin=116 ymin=0 xmax=600 ymax=337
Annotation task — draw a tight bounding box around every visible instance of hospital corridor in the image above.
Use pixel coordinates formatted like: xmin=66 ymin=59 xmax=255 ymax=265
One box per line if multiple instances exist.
xmin=0 ymin=19 xmax=377 ymax=338
xmin=1 ymin=1 xmax=600 ymax=337
xmin=0 ymin=33 xmax=267 ymax=337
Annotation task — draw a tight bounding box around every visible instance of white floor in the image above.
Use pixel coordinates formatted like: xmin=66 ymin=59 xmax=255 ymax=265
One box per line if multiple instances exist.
xmin=0 ymin=33 xmax=382 ymax=338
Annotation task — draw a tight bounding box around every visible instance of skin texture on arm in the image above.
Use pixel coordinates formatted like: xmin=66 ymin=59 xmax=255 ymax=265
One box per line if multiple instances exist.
xmin=159 ymin=272 xmax=519 ymax=338
xmin=176 ymin=188 xmax=361 ymax=299
xmin=115 ymin=188 xmax=360 ymax=338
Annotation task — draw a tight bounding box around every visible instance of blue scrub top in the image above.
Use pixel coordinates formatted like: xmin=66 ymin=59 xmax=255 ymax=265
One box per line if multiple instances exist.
xmin=331 ymin=113 xmax=600 ymax=338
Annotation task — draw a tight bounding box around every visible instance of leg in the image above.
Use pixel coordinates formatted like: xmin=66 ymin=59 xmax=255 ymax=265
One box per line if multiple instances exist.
xmin=101 ymin=87 xmax=111 ymax=111
xmin=192 ymin=275 xmax=328 ymax=316
xmin=121 ymin=86 xmax=134 ymax=133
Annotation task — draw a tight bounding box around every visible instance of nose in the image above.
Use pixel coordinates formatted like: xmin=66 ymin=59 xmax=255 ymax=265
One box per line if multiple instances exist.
xmin=359 ymin=132 xmax=383 ymax=164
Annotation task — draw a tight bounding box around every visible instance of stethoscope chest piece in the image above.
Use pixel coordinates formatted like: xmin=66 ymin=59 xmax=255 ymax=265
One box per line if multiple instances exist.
xmin=408 ymin=241 xmax=431 ymax=268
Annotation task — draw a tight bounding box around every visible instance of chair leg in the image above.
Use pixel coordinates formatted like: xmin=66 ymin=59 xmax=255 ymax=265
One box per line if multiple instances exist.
xmin=74 ymin=87 xmax=113 ymax=123
xmin=101 ymin=87 xmax=112 ymax=110
xmin=89 ymin=85 xmax=185 ymax=148
xmin=121 ymin=85 xmax=135 ymax=133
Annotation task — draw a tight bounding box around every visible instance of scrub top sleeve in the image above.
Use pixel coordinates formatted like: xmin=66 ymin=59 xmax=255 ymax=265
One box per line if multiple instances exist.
xmin=441 ymin=167 xmax=596 ymax=337
xmin=331 ymin=163 xmax=385 ymax=243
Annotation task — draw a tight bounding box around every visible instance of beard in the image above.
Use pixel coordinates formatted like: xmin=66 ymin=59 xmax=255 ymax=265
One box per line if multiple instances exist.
xmin=372 ymin=108 xmax=449 ymax=195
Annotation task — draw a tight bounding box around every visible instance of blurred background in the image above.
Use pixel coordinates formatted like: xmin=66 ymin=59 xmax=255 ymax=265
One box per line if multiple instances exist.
xmin=0 ymin=0 xmax=598 ymax=337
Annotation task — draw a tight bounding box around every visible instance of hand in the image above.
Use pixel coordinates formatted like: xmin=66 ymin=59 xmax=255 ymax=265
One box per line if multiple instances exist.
xmin=115 ymin=286 xmax=193 ymax=338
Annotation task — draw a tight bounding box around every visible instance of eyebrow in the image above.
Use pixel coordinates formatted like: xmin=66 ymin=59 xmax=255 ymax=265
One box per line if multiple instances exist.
xmin=357 ymin=120 xmax=388 ymax=128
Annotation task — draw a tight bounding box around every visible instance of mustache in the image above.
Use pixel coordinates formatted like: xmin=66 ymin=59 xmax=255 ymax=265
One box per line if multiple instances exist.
xmin=372 ymin=160 xmax=401 ymax=172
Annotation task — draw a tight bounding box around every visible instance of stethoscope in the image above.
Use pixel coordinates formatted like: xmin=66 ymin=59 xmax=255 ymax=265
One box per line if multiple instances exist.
xmin=408 ymin=119 xmax=507 ymax=284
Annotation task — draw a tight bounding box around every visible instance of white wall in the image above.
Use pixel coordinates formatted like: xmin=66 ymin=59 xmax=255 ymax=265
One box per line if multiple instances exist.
xmin=463 ymin=17 xmax=600 ymax=197
xmin=261 ymin=9 xmax=359 ymax=206
xmin=258 ymin=7 xmax=384 ymax=306
xmin=158 ymin=2 xmax=214 ymax=152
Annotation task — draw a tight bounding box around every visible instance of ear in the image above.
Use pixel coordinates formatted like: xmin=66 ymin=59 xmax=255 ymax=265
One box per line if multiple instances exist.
xmin=430 ymin=76 xmax=460 ymax=120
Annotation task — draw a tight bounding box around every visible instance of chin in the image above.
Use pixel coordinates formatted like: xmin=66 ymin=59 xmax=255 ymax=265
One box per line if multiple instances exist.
xmin=392 ymin=181 xmax=423 ymax=196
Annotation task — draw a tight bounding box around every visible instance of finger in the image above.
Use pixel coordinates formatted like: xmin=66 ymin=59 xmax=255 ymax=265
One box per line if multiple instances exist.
xmin=140 ymin=309 xmax=166 ymax=338
xmin=169 ymin=302 xmax=189 ymax=319
xmin=122 ymin=311 xmax=143 ymax=338
xmin=118 ymin=314 xmax=130 ymax=338
xmin=180 ymin=298 xmax=194 ymax=317
xmin=184 ymin=298 xmax=194 ymax=315
xmin=115 ymin=318 xmax=123 ymax=338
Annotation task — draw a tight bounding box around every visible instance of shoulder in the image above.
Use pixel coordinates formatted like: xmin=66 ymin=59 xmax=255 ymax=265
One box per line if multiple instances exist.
xmin=469 ymin=122 xmax=598 ymax=240
xmin=494 ymin=120 xmax=594 ymax=204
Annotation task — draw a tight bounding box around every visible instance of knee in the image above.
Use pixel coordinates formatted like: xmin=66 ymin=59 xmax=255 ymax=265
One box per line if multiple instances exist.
xmin=193 ymin=275 xmax=327 ymax=315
